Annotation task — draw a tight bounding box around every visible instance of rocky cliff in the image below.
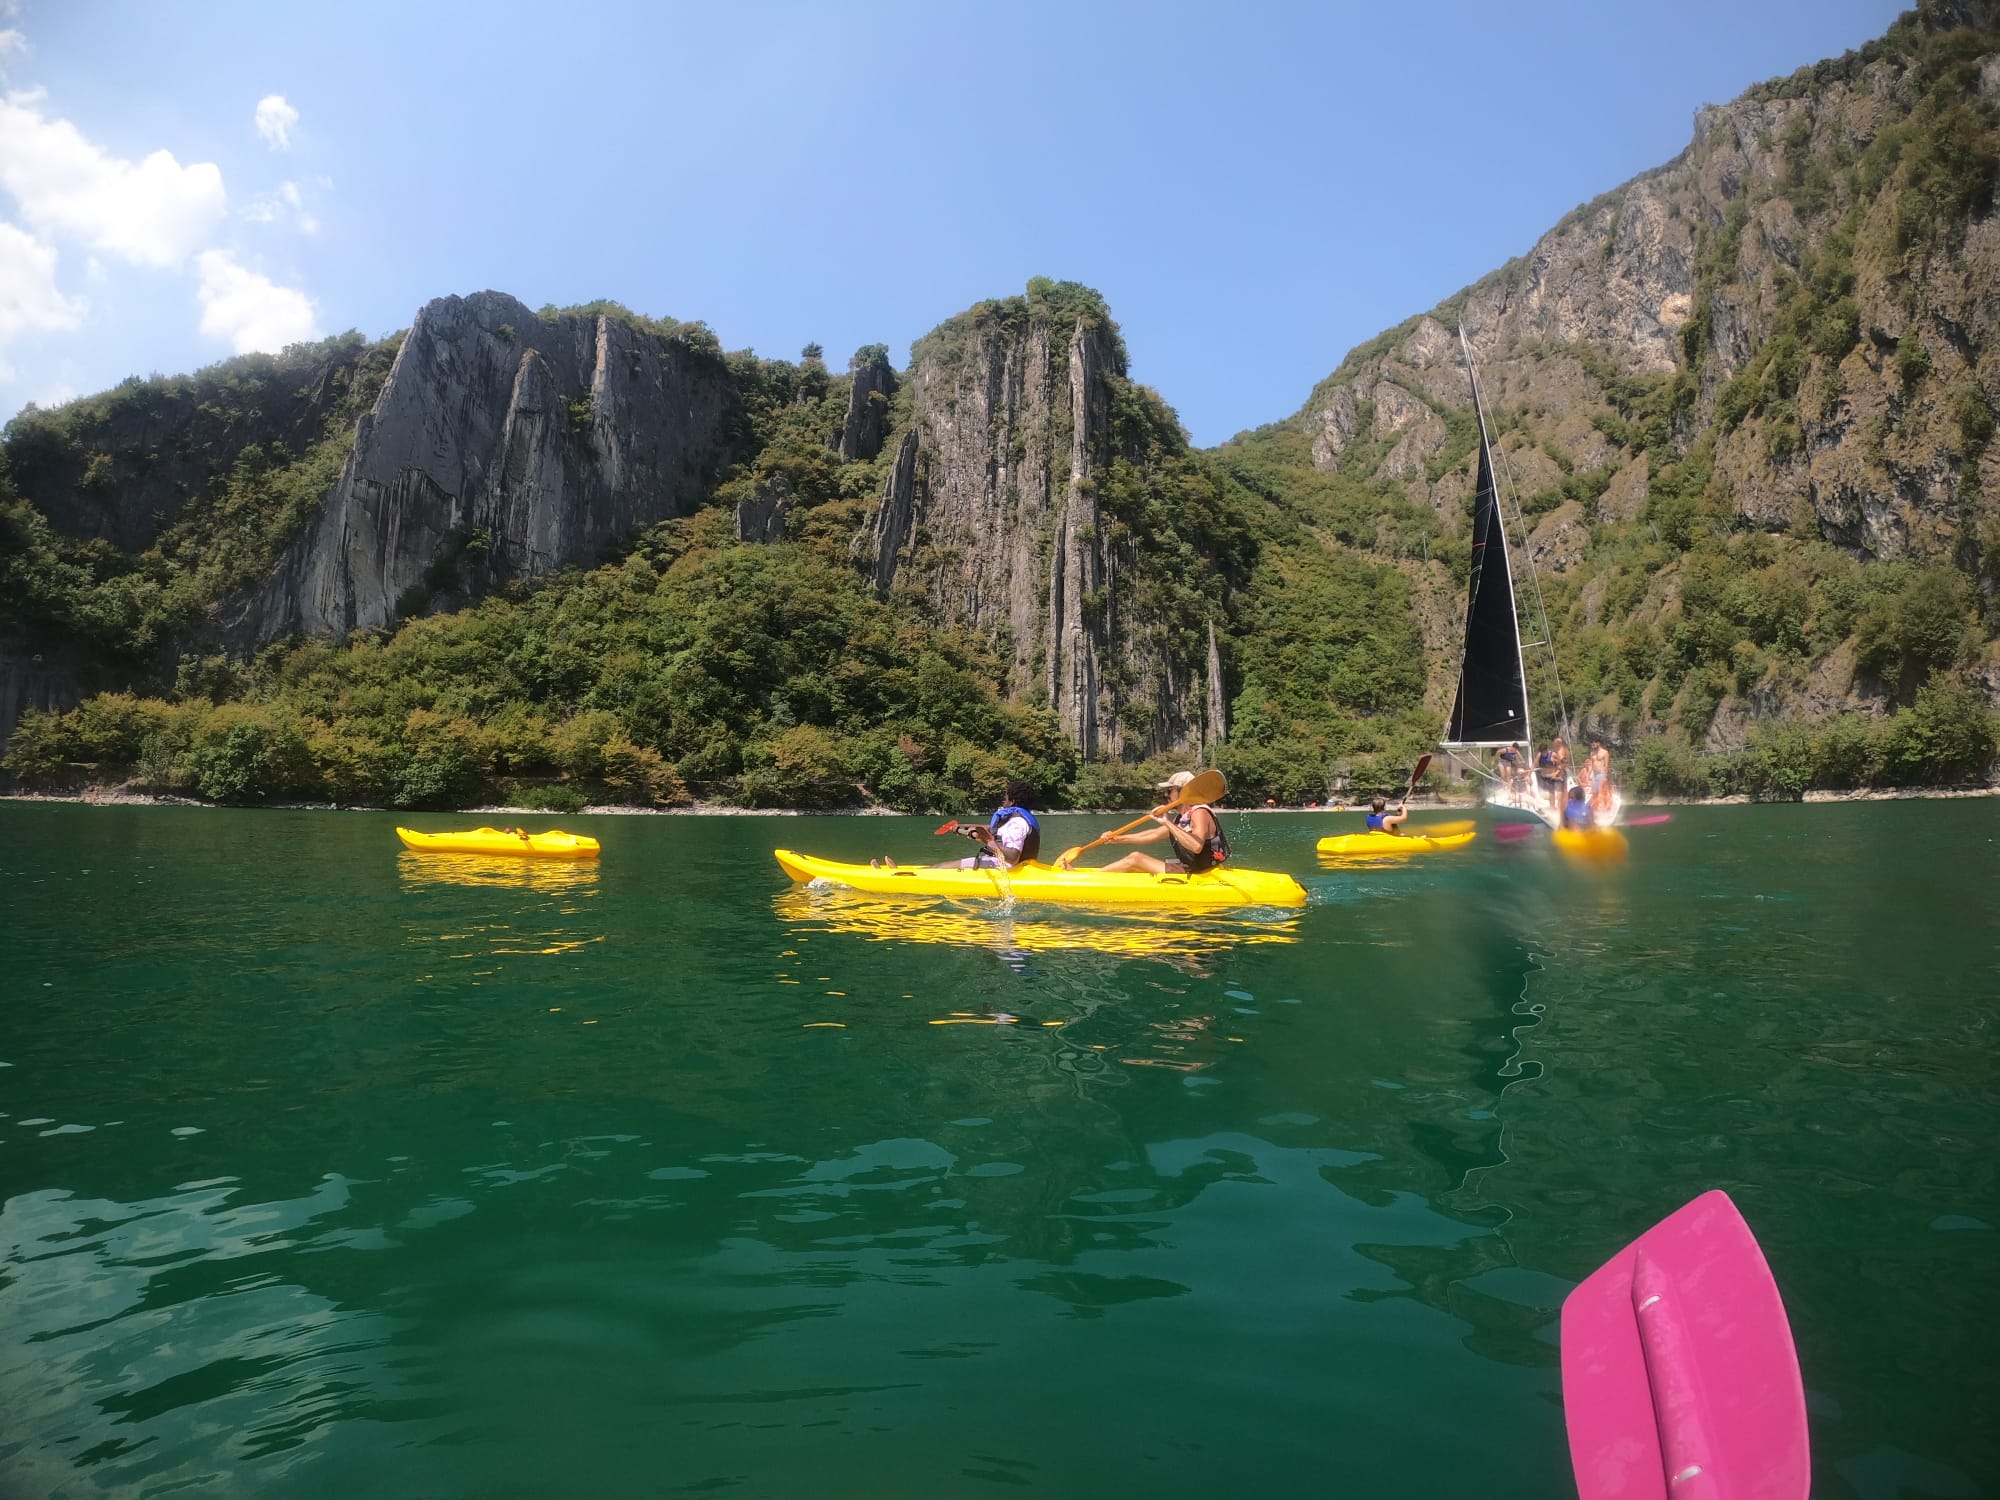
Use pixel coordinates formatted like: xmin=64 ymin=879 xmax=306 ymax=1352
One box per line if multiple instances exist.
xmin=857 ymin=283 xmax=1230 ymax=759
xmin=220 ymin=291 xmax=739 ymax=644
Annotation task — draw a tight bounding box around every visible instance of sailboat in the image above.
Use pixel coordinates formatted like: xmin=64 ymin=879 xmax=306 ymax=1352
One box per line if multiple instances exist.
xmin=1439 ymin=329 xmax=1617 ymax=829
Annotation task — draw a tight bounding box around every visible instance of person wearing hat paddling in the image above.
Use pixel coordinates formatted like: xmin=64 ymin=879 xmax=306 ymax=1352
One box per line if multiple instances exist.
xmin=1069 ymin=770 xmax=1231 ymax=875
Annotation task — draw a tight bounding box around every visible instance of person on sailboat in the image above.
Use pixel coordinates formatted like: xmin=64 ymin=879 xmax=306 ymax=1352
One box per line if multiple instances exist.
xmin=1561 ymin=782 xmax=1596 ymax=830
xmin=1536 ymin=736 xmax=1570 ymax=815
xmin=1585 ymin=738 xmax=1615 ymax=818
xmin=1366 ymin=796 xmax=1409 ymax=836
xmin=1497 ymin=742 xmax=1525 ymax=796
xmin=1092 ymin=770 xmax=1231 ymax=875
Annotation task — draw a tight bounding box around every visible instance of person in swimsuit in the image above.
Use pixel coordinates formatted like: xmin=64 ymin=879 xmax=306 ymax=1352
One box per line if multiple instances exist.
xmin=1585 ymin=738 xmax=1614 ymax=818
xmin=1537 ymin=736 xmax=1569 ymax=816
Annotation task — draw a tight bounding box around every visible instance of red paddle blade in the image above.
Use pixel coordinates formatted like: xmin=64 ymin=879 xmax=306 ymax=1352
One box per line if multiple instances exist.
xmin=933 ymin=820 xmax=960 ymax=836
xmin=1409 ymin=752 xmax=1433 ymax=784
xmin=1624 ymin=814 xmax=1672 ymax=827
xmin=1562 ymin=1190 xmax=1809 ymax=1500
xmin=1493 ymin=822 xmax=1541 ymax=842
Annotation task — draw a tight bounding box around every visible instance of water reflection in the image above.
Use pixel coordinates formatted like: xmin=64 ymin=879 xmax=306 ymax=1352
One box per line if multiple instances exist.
xmin=771 ymin=887 xmax=1297 ymax=967
xmin=399 ymin=853 xmax=604 ymax=959
xmin=397 ymin=852 xmax=600 ymax=895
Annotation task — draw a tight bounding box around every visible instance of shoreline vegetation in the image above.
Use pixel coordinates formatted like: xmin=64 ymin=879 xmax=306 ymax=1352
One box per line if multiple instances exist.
xmin=5 ymin=781 xmax=1993 ymax=815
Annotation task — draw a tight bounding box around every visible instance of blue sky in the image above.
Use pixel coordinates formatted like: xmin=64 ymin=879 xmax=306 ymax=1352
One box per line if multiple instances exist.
xmin=1 ymin=0 xmax=1905 ymax=446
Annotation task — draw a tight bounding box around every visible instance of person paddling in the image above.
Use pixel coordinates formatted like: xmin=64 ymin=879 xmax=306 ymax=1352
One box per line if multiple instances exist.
xmin=875 ymin=780 xmax=1041 ymax=870
xmin=1365 ymin=795 xmax=1408 ymax=836
xmin=1561 ymin=783 xmax=1595 ymax=830
xmin=1080 ymin=770 xmax=1231 ymax=875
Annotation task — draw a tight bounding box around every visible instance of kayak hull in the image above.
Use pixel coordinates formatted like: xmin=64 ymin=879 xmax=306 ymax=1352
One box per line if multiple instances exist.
xmin=397 ymin=826 xmax=600 ymax=859
xmin=1552 ymin=826 xmax=1628 ymax=864
xmin=774 ymin=849 xmax=1306 ymax=908
xmin=1317 ymin=829 xmax=1477 ymax=856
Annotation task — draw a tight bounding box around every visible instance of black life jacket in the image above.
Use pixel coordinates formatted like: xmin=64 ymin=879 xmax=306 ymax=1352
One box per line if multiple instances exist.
xmin=1173 ymin=805 xmax=1229 ymax=872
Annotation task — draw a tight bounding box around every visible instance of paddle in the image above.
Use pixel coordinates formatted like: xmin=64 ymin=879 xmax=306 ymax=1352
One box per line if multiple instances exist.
xmin=1624 ymin=813 xmax=1672 ymax=827
xmin=1056 ymin=768 xmax=1227 ymax=869
xmin=933 ymin=819 xmax=962 ymax=836
xmin=1561 ymin=1189 xmax=1809 ymax=1499
xmin=1398 ymin=752 xmax=1433 ymax=806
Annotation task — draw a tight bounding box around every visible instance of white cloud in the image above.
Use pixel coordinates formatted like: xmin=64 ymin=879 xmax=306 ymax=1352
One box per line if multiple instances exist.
xmin=0 ymin=29 xmax=26 ymax=75
xmin=0 ymin=89 xmax=226 ymax=268
xmin=0 ymin=220 xmax=85 ymax=354
xmin=195 ymin=249 xmax=318 ymax=353
xmin=254 ymin=94 xmax=298 ymax=151
xmin=244 ymin=178 xmax=317 ymax=234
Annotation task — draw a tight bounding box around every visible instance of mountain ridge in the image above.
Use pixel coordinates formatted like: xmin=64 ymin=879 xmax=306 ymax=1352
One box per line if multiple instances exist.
xmin=3 ymin=2 xmax=1995 ymax=806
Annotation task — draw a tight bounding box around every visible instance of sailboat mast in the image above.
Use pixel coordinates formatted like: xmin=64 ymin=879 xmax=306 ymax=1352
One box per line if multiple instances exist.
xmin=1458 ymin=326 xmax=1533 ymax=757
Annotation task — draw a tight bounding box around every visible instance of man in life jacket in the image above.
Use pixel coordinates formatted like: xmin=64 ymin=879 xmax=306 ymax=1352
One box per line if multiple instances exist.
xmin=1365 ymin=796 xmax=1409 ymax=836
xmin=1093 ymin=770 xmax=1231 ymax=875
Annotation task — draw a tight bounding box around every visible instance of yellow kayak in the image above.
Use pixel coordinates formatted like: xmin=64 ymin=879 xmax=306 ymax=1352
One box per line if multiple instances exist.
xmin=1317 ymin=827 xmax=1477 ymax=856
xmin=1552 ymin=826 xmax=1628 ymax=864
xmin=396 ymin=826 xmax=600 ymax=860
xmin=774 ymin=849 xmax=1306 ymax=908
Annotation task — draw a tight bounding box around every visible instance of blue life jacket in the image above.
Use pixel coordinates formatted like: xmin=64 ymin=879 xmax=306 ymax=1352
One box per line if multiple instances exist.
xmin=1366 ymin=811 xmax=1391 ymax=832
xmin=1562 ymin=798 xmax=1594 ymax=830
xmin=989 ymin=805 xmax=1041 ymax=862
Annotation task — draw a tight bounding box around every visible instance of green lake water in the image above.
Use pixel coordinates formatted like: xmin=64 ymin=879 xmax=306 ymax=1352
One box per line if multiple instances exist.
xmin=2 ymin=799 xmax=1995 ymax=1498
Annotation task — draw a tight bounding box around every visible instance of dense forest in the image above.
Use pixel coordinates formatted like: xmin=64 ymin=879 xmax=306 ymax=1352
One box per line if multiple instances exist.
xmin=2 ymin=4 xmax=1997 ymax=811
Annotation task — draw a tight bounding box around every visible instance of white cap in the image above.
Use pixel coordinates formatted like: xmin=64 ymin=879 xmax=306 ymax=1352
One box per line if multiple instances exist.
xmin=1156 ymin=770 xmax=1194 ymax=790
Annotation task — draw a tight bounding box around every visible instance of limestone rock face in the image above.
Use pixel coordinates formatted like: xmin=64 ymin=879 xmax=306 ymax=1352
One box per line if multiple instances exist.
xmin=856 ymin=295 xmax=1209 ymax=757
xmin=838 ymin=348 xmax=896 ymax=462
xmin=222 ymin=291 xmax=736 ymax=645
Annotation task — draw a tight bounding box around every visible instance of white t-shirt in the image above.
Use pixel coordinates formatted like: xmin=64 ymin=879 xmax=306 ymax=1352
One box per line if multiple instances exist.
xmin=992 ymin=813 xmax=1032 ymax=856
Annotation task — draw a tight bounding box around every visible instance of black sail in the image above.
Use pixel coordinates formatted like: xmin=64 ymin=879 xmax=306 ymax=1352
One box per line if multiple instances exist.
xmin=1443 ymin=426 xmax=1530 ymax=747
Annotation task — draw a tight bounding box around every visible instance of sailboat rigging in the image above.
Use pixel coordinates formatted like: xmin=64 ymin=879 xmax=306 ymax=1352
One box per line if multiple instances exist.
xmin=1440 ymin=328 xmax=1604 ymax=828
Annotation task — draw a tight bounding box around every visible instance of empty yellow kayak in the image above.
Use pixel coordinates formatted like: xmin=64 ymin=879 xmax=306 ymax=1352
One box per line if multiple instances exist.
xmin=396 ymin=826 xmax=600 ymax=859
xmin=774 ymin=849 xmax=1306 ymax=908
xmin=1317 ymin=827 xmax=1478 ymax=856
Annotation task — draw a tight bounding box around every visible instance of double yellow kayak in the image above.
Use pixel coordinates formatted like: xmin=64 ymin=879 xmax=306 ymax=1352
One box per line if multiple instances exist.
xmin=774 ymin=849 xmax=1306 ymax=908
xmin=1317 ymin=826 xmax=1477 ymax=856
xmin=397 ymin=826 xmax=600 ymax=859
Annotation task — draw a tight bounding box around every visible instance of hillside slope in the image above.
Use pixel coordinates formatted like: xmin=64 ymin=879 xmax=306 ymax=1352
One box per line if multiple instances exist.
xmin=1226 ymin=0 xmax=2000 ymax=793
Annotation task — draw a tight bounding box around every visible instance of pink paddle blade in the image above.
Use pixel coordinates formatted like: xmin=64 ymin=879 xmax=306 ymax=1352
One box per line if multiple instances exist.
xmin=1624 ymin=814 xmax=1672 ymax=827
xmin=1494 ymin=822 xmax=1542 ymax=843
xmin=1561 ymin=1190 xmax=1809 ymax=1500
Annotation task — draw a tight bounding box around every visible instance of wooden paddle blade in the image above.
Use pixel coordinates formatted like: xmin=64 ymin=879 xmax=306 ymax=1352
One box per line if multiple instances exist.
xmin=1562 ymin=1190 xmax=1808 ymax=1500
xmin=1166 ymin=767 xmax=1226 ymax=808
